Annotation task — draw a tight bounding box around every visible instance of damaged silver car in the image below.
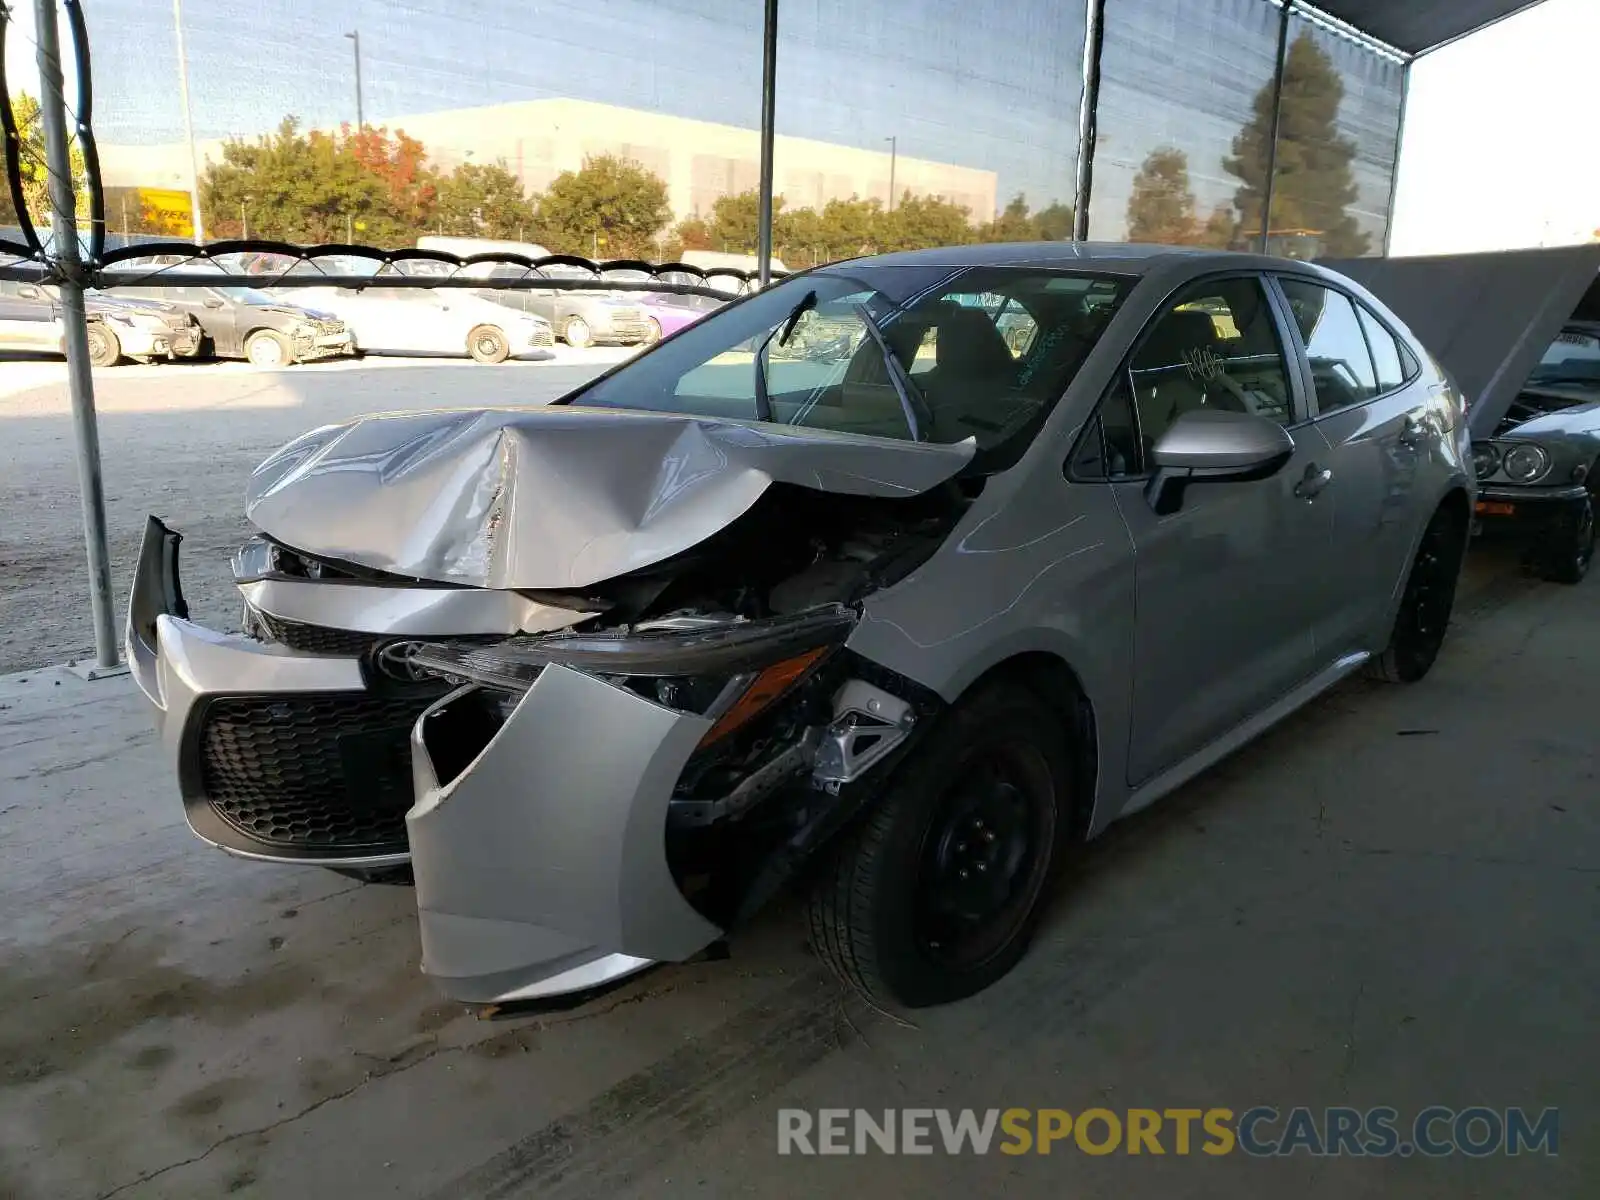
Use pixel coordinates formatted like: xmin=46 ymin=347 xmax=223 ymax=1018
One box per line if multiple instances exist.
xmin=129 ymin=244 xmax=1474 ymax=1008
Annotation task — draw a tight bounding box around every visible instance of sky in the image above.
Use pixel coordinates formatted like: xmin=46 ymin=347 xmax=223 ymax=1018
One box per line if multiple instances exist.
xmin=1390 ymin=0 xmax=1600 ymax=254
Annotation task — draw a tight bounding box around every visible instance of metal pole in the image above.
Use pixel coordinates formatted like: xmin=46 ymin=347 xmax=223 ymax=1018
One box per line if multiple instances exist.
xmin=172 ymin=0 xmax=205 ymax=242
xmin=345 ymin=30 xmax=364 ymax=129
xmin=1380 ymin=59 xmax=1410 ymax=257
xmin=1071 ymin=0 xmax=1105 ymax=241
xmin=755 ymin=0 xmax=777 ymax=285
xmin=886 ymin=136 xmax=896 ymax=212
xmin=35 ymin=0 xmax=117 ymax=669
xmin=1259 ymin=0 xmax=1293 ymax=254
xmin=240 ymin=201 xmax=247 ymax=239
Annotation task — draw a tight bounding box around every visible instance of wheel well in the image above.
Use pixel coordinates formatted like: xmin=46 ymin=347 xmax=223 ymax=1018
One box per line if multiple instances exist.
xmin=962 ymin=652 xmax=1099 ymax=841
xmin=1438 ymin=486 xmax=1470 ymax=529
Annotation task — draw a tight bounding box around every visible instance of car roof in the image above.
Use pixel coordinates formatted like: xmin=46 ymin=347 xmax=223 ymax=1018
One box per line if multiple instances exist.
xmin=834 ymin=241 xmax=1310 ymax=276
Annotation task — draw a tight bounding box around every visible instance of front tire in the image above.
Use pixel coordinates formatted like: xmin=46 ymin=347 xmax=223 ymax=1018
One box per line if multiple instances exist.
xmin=244 ymin=329 xmax=292 ymax=368
xmin=1531 ymin=493 xmax=1595 ymax=585
xmin=86 ymin=323 xmax=120 ymax=367
xmin=1369 ymin=501 xmax=1467 ymax=683
xmin=806 ymin=682 xmax=1072 ymax=1008
xmin=467 ymin=324 xmax=510 ymax=364
xmin=563 ymin=316 xmax=593 ymax=348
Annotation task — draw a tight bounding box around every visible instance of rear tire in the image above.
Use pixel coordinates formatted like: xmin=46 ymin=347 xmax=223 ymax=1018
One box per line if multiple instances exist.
xmin=806 ymin=682 xmax=1072 ymax=1008
xmin=1368 ymin=501 xmax=1467 ymax=683
xmin=245 ymin=329 xmax=292 ymax=368
xmin=86 ymin=323 xmax=120 ymax=367
xmin=467 ymin=324 xmax=510 ymax=364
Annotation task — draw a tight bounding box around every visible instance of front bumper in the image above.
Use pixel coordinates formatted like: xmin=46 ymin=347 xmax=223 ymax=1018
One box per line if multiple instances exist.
xmin=126 ymin=518 xmax=425 ymax=867
xmin=293 ymin=332 xmax=354 ymax=361
xmin=1473 ymin=481 xmax=1589 ymax=539
xmin=409 ymin=671 xmax=722 ymax=1002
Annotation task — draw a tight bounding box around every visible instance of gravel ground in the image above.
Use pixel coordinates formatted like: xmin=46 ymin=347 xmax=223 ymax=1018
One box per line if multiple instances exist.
xmin=0 ymin=351 xmax=623 ymax=673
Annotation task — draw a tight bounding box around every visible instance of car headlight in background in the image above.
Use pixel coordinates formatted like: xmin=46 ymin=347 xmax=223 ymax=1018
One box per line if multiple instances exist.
xmin=1471 ymin=442 xmax=1500 ymax=479
xmin=1500 ymin=443 xmax=1552 ymax=484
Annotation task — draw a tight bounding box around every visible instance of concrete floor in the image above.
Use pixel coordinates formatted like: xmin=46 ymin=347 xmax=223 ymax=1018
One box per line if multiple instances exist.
xmin=1 ymin=551 xmax=1595 ymax=1199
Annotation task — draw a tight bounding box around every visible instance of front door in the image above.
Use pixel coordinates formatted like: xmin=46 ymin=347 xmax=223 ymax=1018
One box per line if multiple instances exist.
xmin=0 ymin=280 xmax=60 ymax=350
xmin=1113 ymin=275 xmax=1336 ymax=784
xmin=1275 ymin=277 xmax=1431 ymax=657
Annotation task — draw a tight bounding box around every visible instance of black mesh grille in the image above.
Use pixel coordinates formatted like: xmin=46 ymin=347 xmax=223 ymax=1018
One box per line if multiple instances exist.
xmin=254 ymin=611 xmax=377 ymax=658
xmin=197 ymin=691 xmax=440 ymax=852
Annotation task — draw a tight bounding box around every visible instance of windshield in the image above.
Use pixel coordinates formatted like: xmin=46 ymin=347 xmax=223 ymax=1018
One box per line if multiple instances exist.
xmin=563 ymin=264 xmax=1131 ymax=462
xmin=1527 ymin=327 xmax=1600 ymax=398
xmin=215 ymin=285 xmax=279 ymax=306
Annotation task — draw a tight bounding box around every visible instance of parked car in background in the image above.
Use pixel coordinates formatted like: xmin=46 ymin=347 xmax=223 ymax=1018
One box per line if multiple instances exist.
xmin=472 ymin=262 xmax=650 ymax=347
xmin=0 ymin=278 xmax=201 ymax=365
xmin=129 ymin=244 xmax=1473 ymax=1011
xmin=1469 ymin=322 xmax=1600 ymax=582
xmin=265 ymin=258 xmax=556 ymax=362
xmin=637 ymin=290 xmax=723 ymax=342
xmin=112 ymin=263 xmax=352 ymax=366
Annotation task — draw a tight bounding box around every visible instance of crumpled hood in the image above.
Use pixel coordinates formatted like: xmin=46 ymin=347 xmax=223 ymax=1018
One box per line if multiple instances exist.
xmin=245 ymin=406 xmax=975 ymax=589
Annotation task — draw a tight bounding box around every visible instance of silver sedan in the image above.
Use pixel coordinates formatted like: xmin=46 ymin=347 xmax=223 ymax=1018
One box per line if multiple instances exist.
xmin=128 ymin=244 xmax=1473 ymax=1008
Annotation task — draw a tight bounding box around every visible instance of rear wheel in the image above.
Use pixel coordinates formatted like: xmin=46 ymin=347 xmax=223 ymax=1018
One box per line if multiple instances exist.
xmin=467 ymin=324 xmax=510 ymax=364
xmin=86 ymin=323 xmax=120 ymax=367
xmin=806 ymin=682 xmax=1072 ymax=1008
xmin=245 ymin=329 xmax=292 ymax=368
xmin=563 ymin=316 xmax=593 ymax=348
xmin=1368 ymin=502 xmax=1467 ymax=683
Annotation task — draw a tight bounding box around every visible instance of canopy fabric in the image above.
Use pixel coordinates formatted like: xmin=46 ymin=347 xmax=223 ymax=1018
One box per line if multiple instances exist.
xmin=1322 ymin=245 xmax=1600 ymax=437
xmin=1310 ymin=0 xmax=1546 ymax=56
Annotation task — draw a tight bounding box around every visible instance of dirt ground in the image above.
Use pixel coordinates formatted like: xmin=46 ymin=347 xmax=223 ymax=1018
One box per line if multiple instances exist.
xmin=0 ymin=352 xmax=621 ymax=673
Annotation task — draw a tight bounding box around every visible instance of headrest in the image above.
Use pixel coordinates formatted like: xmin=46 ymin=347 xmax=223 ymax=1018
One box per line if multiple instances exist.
xmin=936 ymin=307 xmax=1018 ymax=379
xmin=1136 ymin=309 xmax=1219 ymax=367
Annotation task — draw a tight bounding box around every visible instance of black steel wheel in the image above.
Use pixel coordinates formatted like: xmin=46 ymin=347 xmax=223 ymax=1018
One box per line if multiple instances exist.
xmin=1369 ymin=502 xmax=1467 ymax=683
xmin=807 ymin=681 xmax=1074 ymax=1008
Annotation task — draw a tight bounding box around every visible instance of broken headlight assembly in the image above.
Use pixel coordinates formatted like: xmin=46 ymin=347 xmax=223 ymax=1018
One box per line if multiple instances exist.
xmin=406 ymin=604 xmax=858 ymax=749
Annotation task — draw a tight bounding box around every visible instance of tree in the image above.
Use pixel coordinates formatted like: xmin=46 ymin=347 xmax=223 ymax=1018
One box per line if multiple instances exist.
xmin=342 ymin=124 xmax=438 ymax=231
xmin=979 ymin=193 xmax=1037 ymax=242
xmin=1125 ymin=147 xmax=1199 ymax=244
xmin=534 ymin=154 xmax=671 ymax=258
xmin=674 ymin=215 xmax=713 ymax=252
xmin=1031 ymin=202 xmax=1075 ymax=241
xmin=1224 ymin=32 xmax=1368 ymax=257
xmin=201 ymin=117 xmax=406 ymax=243
xmin=5 ymin=92 xmax=88 ymax=229
xmin=812 ymin=197 xmax=882 ymax=261
xmin=1197 ymin=205 xmax=1238 ymax=250
xmin=876 ymin=192 xmax=971 ymax=253
xmin=433 ymin=161 xmax=537 ymax=239
xmin=704 ymin=188 xmax=783 ymax=254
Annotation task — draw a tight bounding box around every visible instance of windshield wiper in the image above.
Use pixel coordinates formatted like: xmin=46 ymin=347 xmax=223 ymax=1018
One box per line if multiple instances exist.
xmin=753 ymin=289 xmax=817 ymax=422
xmin=853 ymin=302 xmax=932 ymax=442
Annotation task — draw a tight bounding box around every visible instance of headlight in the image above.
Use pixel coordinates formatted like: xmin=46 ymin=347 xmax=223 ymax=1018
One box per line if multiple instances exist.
xmin=407 ymin=604 xmax=856 ymax=749
xmin=1471 ymin=442 xmax=1499 ymax=479
xmin=1501 ymin=443 xmax=1551 ymax=484
xmin=291 ymin=322 xmax=316 ymax=337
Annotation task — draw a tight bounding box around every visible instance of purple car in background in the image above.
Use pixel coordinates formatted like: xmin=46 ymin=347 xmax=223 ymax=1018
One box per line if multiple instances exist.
xmin=639 ymin=291 xmax=723 ymax=343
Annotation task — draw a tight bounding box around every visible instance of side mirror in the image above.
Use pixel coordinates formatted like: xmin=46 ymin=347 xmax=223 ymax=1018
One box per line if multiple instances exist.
xmin=1145 ymin=408 xmax=1295 ymax=515
xmin=203 ymin=295 xmax=225 ymax=308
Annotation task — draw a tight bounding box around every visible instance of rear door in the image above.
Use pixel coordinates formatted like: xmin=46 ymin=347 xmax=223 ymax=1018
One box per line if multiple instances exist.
xmin=0 ymin=280 xmax=60 ymax=349
xmin=1273 ymin=275 xmax=1431 ymax=657
xmin=1110 ymin=273 xmax=1337 ymax=783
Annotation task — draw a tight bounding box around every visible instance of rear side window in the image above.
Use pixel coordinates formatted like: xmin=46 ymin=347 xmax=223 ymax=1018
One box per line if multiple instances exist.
xmin=1356 ymin=304 xmax=1408 ymax=393
xmin=1279 ymin=279 xmax=1377 ymax=414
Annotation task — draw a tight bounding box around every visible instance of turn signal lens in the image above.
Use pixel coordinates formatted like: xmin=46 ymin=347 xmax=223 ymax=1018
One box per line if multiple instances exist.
xmin=697 ymin=647 xmax=828 ymax=748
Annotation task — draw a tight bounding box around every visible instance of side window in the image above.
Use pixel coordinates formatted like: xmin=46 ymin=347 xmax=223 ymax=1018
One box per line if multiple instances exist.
xmin=1355 ymin=303 xmax=1408 ymax=393
xmin=1278 ymin=279 xmax=1378 ymax=414
xmin=1128 ymin=276 xmax=1295 ymax=451
xmin=1070 ymin=375 xmax=1140 ymax=480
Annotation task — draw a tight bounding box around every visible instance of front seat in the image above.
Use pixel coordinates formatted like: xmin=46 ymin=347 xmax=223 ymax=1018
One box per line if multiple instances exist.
xmin=921 ymin=307 xmax=1020 ymax=438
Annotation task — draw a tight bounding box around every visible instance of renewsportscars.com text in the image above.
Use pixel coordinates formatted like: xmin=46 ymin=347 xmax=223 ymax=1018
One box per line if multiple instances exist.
xmin=777 ymin=1106 xmax=1559 ymax=1158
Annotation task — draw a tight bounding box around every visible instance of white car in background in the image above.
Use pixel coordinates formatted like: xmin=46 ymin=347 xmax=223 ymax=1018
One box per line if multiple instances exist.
xmin=259 ymin=258 xmax=556 ymax=363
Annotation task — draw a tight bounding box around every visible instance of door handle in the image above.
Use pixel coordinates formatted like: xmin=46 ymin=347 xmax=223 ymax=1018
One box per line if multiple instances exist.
xmin=1398 ymin=413 xmax=1426 ymax=446
xmin=1294 ymin=463 xmax=1333 ymax=499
